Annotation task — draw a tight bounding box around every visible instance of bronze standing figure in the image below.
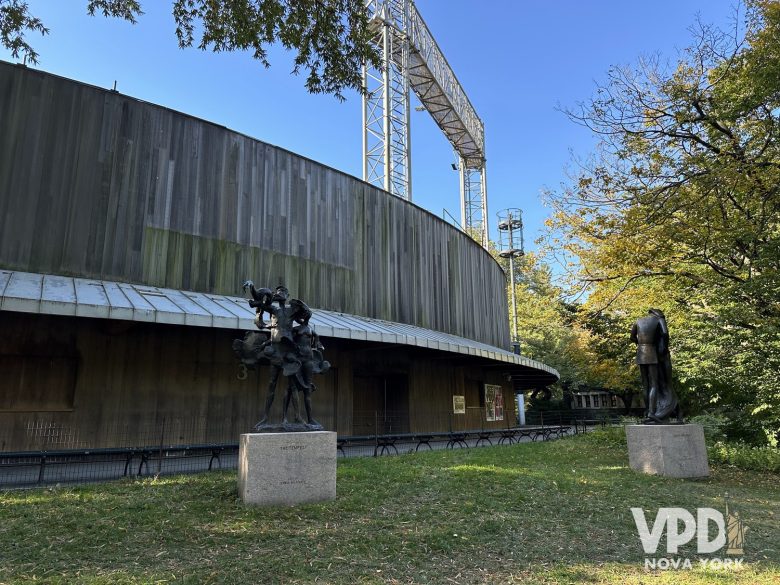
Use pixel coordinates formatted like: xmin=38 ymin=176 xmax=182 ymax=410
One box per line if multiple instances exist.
xmin=233 ymin=281 xmax=330 ymax=432
xmin=630 ymin=308 xmax=681 ymax=424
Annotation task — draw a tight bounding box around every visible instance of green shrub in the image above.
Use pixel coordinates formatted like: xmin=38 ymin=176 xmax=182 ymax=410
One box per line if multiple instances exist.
xmin=584 ymin=425 xmax=626 ymax=447
xmin=708 ymin=441 xmax=780 ymax=473
xmin=720 ymin=411 xmax=772 ymax=446
xmin=686 ymin=410 xmax=772 ymax=446
xmin=687 ymin=413 xmax=728 ymax=442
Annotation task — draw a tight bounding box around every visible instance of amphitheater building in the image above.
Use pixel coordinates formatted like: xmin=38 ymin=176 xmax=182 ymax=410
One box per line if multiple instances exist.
xmin=0 ymin=61 xmax=557 ymax=451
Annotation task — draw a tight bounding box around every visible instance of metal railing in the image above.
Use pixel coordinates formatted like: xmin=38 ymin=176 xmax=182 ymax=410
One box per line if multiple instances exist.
xmin=0 ymin=409 xmax=611 ymax=489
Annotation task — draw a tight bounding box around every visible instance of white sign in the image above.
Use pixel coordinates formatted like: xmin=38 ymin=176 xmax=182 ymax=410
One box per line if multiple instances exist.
xmin=452 ymin=395 xmax=465 ymax=414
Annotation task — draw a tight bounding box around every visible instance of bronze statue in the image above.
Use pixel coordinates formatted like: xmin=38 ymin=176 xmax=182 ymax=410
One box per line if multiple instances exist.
xmin=630 ymin=308 xmax=681 ymax=424
xmin=233 ymin=281 xmax=329 ymax=432
xmin=281 ymin=315 xmax=329 ymax=428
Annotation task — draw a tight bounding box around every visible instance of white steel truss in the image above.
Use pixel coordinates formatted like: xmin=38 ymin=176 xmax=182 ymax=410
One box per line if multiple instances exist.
xmin=459 ymin=160 xmax=489 ymax=248
xmin=363 ymin=0 xmax=412 ymax=200
xmin=363 ymin=0 xmax=488 ymax=246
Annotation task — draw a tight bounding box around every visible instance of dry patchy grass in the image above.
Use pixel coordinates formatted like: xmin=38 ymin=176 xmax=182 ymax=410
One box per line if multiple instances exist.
xmin=0 ymin=433 xmax=777 ymax=584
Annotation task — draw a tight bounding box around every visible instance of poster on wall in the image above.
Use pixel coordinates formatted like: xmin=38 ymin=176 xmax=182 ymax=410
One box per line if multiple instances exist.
xmin=452 ymin=395 xmax=466 ymax=414
xmin=494 ymin=389 xmax=505 ymax=421
xmin=484 ymin=384 xmax=504 ymax=422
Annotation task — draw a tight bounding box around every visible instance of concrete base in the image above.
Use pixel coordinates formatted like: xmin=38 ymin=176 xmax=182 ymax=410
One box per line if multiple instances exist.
xmin=238 ymin=431 xmax=337 ymax=506
xmin=626 ymin=424 xmax=710 ymax=478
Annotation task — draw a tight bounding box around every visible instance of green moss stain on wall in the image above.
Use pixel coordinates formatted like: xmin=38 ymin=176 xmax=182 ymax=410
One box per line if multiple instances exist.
xmin=142 ymin=226 xmax=355 ymax=308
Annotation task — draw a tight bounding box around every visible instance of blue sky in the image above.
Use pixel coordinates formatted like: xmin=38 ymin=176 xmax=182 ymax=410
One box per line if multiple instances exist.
xmin=0 ymin=1 xmax=738 ymax=250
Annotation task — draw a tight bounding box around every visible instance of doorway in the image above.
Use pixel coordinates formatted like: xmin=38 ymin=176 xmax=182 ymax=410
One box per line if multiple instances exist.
xmin=352 ymin=374 xmax=409 ymax=435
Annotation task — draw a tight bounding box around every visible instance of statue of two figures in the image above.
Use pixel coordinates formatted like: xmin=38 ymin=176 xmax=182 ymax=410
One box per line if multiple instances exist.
xmin=631 ymin=308 xmax=683 ymax=424
xmin=233 ymin=282 xmax=330 ymax=432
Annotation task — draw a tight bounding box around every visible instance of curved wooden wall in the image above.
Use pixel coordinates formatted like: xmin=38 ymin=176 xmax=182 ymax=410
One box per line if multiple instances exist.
xmin=0 ymin=62 xmax=510 ymax=348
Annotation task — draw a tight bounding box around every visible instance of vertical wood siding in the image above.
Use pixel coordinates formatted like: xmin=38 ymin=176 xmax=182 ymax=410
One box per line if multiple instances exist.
xmin=0 ymin=62 xmax=510 ymax=348
xmin=0 ymin=313 xmax=344 ymax=451
xmin=0 ymin=314 xmax=516 ymax=451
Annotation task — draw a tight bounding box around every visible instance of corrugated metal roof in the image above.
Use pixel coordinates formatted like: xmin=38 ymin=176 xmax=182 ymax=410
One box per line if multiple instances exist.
xmin=0 ymin=269 xmax=559 ymax=380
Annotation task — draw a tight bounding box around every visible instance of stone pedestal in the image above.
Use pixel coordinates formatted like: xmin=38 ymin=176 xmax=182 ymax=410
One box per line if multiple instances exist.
xmin=238 ymin=431 xmax=337 ymax=506
xmin=626 ymin=424 xmax=709 ymax=478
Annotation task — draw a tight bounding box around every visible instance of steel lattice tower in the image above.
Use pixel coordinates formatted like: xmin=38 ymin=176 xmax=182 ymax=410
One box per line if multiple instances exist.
xmin=497 ymin=208 xmax=525 ymax=343
xmin=363 ymin=0 xmax=488 ymax=247
xmin=363 ymin=0 xmax=412 ymax=200
xmin=460 ymin=163 xmax=488 ymax=246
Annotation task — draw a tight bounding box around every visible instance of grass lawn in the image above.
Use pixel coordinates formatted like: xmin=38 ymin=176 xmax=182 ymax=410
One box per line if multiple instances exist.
xmin=1 ymin=432 xmax=778 ymax=584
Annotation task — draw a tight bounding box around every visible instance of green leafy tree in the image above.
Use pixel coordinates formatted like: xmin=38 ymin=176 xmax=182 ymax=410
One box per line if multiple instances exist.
xmin=544 ymin=0 xmax=780 ymax=442
xmin=491 ymin=244 xmax=646 ymax=416
xmin=0 ymin=0 xmax=379 ymax=99
xmin=497 ymin=252 xmax=621 ymax=394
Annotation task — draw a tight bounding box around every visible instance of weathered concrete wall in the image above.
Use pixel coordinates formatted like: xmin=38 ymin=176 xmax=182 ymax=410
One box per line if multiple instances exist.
xmin=0 ymin=61 xmax=510 ymax=348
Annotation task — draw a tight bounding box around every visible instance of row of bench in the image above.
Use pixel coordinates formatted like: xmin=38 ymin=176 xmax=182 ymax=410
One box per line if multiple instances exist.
xmin=0 ymin=425 xmax=573 ymax=486
xmin=337 ymin=424 xmax=572 ymax=456
xmin=0 ymin=443 xmax=235 ymax=485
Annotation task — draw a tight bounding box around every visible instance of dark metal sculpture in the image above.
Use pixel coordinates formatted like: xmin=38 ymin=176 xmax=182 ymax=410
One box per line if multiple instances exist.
xmin=630 ymin=308 xmax=681 ymax=424
xmin=233 ymin=282 xmax=330 ymax=432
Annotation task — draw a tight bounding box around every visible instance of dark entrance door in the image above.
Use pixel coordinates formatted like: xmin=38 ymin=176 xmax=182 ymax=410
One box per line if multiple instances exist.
xmin=352 ymin=374 xmax=409 ymax=435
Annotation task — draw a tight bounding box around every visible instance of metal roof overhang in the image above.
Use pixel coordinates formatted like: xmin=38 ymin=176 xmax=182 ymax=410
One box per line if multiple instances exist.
xmin=0 ymin=270 xmax=559 ymax=386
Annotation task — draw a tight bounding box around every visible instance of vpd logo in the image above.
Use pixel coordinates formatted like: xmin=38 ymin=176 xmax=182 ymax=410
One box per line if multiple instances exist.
xmin=631 ymin=504 xmax=746 ymax=570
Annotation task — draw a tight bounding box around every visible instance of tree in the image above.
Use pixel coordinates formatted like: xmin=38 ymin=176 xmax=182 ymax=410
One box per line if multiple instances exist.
xmin=495 ymin=251 xmax=629 ymax=395
xmin=0 ymin=0 xmax=380 ymax=99
xmin=543 ymin=0 xmax=780 ymax=443
xmin=490 ymin=244 xmax=650 ymax=418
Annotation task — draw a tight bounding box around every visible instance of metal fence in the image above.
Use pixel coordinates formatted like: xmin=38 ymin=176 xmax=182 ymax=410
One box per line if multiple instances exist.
xmin=0 ymin=410 xmax=615 ymax=490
